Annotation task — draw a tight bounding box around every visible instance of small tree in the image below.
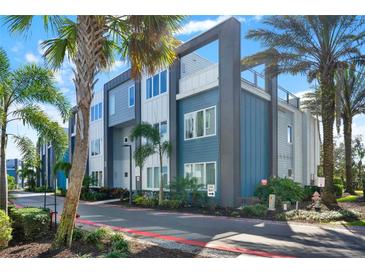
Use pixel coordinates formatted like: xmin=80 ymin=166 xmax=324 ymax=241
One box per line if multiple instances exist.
xmin=130 ymin=123 xmax=171 ymax=205
xmin=133 ymin=144 xmax=154 ymax=193
xmin=354 ymin=136 xmax=365 ymax=199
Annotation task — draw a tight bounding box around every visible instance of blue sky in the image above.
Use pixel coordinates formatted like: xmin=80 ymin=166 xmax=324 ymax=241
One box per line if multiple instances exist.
xmin=0 ymin=15 xmax=364 ymax=158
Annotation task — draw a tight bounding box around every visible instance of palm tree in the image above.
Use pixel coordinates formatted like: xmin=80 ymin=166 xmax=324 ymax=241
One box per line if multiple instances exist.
xmin=130 ymin=123 xmax=171 ymax=204
xmin=133 ymin=144 xmax=155 ymax=194
xmin=335 ymin=64 xmax=365 ymax=194
xmin=53 ymin=160 xmax=72 ymax=179
xmin=0 ymin=47 xmax=70 ymax=214
xmin=354 ymin=136 xmax=365 ymax=200
xmin=4 ymin=15 xmax=184 ymax=247
xmin=243 ymin=16 xmax=365 ymax=204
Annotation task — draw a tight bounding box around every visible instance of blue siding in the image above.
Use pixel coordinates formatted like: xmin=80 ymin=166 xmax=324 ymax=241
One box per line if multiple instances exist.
xmin=241 ymin=90 xmax=269 ymax=197
xmin=177 ymin=88 xmax=220 ymax=197
xmin=57 ymin=149 xmax=69 ymax=190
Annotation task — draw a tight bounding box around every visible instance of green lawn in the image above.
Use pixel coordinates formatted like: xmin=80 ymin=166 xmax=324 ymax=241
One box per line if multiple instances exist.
xmin=355 ymin=190 xmax=363 ymax=196
xmin=337 ymin=195 xmax=359 ymax=202
xmin=344 ymin=219 xmax=365 ymax=227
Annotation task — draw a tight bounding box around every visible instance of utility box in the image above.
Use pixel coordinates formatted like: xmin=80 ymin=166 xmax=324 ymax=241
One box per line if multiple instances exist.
xmin=268 ymin=194 xmax=276 ymax=211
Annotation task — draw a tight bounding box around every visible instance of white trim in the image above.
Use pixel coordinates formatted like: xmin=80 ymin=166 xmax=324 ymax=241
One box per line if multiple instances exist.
xmin=184 ymin=161 xmax=217 ymax=189
xmin=184 ymin=105 xmax=216 ymax=141
xmin=128 ymin=85 xmax=135 ymax=108
xmin=145 ymin=165 xmax=169 ymax=191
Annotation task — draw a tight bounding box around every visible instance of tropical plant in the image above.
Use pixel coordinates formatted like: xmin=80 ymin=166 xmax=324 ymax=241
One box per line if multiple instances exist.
xmin=4 ymin=15 xmax=184 ymax=247
xmin=130 ymin=122 xmax=172 ymax=205
xmin=170 ymin=176 xmax=205 ymax=206
xmin=0 ymin=48 xmax=69 ymax=214
xmin=53 ymin=160 xmax=72 ymax=178
xmin=7 ymin=175 xmax=16 ymax=191
xmin=133 ymin=143 xmax=154 ymax=193
xmin=334 ymin=64 xmax=365 ymax=193
xmin=353 ymin=136 xmax=365 ymax=198
xmin=243 ymin=16 xmax=365 ymax=204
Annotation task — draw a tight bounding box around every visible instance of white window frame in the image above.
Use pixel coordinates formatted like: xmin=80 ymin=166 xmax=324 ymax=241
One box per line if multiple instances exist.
xmin=184 ymin=106 xmax=216 ymax=141
xmin=184 ymin=161 xmax=217 ymax=189
xmin=91 ymin=139 xmax=102 ymax=157
xmin=128 ymin=85 xmax=135 ymax=108
xmin=287 ymin=124 xmax=293 ymax=144
xmin=109 ymin=94 xmax=116 ymax=116
xmin=145 ymin=165 xmax=169 ymax=190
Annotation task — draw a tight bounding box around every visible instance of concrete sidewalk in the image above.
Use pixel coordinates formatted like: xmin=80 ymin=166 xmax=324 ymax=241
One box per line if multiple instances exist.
xmin=12 ymin=193 xmax=365 ymax=258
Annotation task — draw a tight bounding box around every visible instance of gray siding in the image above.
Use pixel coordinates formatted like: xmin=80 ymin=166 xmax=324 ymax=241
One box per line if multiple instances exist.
xmin=241 ymin=90 xmax=269 ymax=197
xmin=278 ymin=109 xmax=294 ymax=178
xmin=180 ymin=53 xmax=213 ymax=79
xmin=108 ymin=79 xmax=135 ymax=127
xmin=177 ymin=88 xmax=220 ymax=197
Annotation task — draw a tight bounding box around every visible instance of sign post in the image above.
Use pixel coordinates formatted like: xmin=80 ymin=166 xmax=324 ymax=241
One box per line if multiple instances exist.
xmin=207 ymin=184 xmax=215 ymax=197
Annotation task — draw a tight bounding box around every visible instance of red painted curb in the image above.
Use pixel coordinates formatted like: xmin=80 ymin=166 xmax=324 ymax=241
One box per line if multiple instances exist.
xmin=76 ymin=218 xmax=293 ymax=258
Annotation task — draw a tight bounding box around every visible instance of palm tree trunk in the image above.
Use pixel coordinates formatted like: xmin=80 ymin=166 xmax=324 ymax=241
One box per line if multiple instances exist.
xmin=343 ymin=114 xmax=354 ymax=194
xmin=321 ymin=83 xmax=337 ymax=205
xmin=53 ymin=15 xmax=99 ymax=248
xmin=159 ymin=149 xmax=164 ymax=204
xmin=0 ymin=125 xmax=8 ymax=213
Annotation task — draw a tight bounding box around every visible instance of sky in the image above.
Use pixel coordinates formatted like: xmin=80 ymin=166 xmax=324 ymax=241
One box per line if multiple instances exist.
xmin=0 ymin=15 xmax=364 ymax=159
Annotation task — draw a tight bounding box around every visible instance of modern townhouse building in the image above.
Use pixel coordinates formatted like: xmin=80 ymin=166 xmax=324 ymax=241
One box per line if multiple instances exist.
xmin=99 ymin=17 xmax=321 ymax=207
xmin=68 ymin=90 xmax=104 ymax=187
xmin=38 ymin=128 xmax=69 ymax=190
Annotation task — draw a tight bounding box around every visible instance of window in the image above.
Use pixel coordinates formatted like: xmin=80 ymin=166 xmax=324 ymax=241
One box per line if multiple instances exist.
xmin=146 ymin=78 xmax=152 ymax=99
xmin=184 ymin=106 xmax=216 ymax=140
xmin=128 ymin=85 xmax=135 ymax=107
xmin=287 ymin=125 xmax=293 ymax=144
xmin=147 ymin=167 xmax=153 ymax=188
xmin=98 ymin=103 xmax=103 ymax=119
xmin=184 ymin=162 xmax=216 ymax=188
xmin=288 ymin=169 xmax=293 ymax=178
xmin=91 ymin=139 xmax=101 ymax=156
xmin=91 ymin=103 xmax=103 ymax=121
xmin=153 ymin=167 xmax=160 ymax=188
xmin=160 ymin=121 xmax=168 ymax=141
xmin=109 ymin=94 xmax=115 ymax=116
xmin=153 ymin=74 xmax=159 ymax=96
xmin=91 ymin=171 xmax=102 ymax=187
xmin=160 ymin=70 xmax=167 ymax=93
xmin=146 ymin=166 xmax=168 ymax=189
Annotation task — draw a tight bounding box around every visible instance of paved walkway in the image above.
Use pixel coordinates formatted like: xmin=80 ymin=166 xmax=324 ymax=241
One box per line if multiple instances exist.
xmin=12 ymin=192 xmax=365 ymax=258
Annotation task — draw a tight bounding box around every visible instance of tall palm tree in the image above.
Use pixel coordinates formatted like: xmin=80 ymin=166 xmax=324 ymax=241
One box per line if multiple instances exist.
xmin=130 ymin=123 xmax=171 ymax=204
xmin=243 ymin=16 xmax=365 ymax=204
xmin=4 ymin=15 xmax=184 ymax=247
xmin=335 ymin=64 xmax=365 ymax=193
xmin=0 ymin=47 xmax=70 ymax=214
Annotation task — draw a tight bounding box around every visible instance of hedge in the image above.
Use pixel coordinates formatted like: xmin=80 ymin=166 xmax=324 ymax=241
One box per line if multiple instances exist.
xmin=0 ymin=210 xmax=12 ymax=249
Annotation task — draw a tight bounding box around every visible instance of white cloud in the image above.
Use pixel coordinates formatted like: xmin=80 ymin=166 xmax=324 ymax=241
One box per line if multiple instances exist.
xmin=179 ymin=16 xmax=245 ymax=36
xmin=294 ymin=90 xmax=313 ymax=99
xmin=11 ymin=42 xmax=23 ymax=53
xmin=110 ymin=60 xmax=128 ymax=72
xmin=25 ymin=52 xmax=39 ymax=64
xmin=53 ymin=70 xmax=64 ymax=85
xmin=253 ymin=15 xmax=263 ymax=22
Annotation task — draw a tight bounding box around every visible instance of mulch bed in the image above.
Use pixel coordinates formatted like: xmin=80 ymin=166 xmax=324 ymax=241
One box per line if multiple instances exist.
xmin=0 ymin=233 xmax=203 ymax=258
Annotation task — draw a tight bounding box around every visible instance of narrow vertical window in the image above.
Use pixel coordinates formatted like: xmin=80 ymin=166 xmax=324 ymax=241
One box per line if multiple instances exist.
xmin=184 ymin=164 xmax=193 ymax=178
xmin=98 ymin=103 xmax=103 ymax=119
xmin=205 ymin=163 xmax=216 ymax=187
xmin=162 ymin=166 xmax=168 ymax=187
xmin=160 ymin=121 xmax=167 ymax=141
xmin=153 ymin=74 xmax=159 ymax=96
xmin=196 ymin=110 xmax=204 ymax=137
xmin=109 ymin=94 xmax=115 ymax=116
xmin=194 ymin=163 xmax=204 ymax=186
xmin=287 ymin=125 xmax=293 ymax=144
xmin=205 ymin=107 xmax=215 ymax=135
xmin=147 ymin=167 xmax=153 ymax=188
xmin=146 ymin=78 xmax=152 ymax=99
xmin=154 ymin=167 xmax=160 ymax=188
xmin=184 ymin=113 xmax=195 ymax=139
xmin=128 ymin=85 xmax=135 ymax=107
xmin=160 ymin=70 xmax=167 ymax=93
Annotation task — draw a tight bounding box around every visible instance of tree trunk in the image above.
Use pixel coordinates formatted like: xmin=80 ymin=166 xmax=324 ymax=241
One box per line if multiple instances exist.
xmin=53 ymin=15 xmax=102 ymax=248
xmin=320 ymin=82 xmax=337 ymax=205
xmin=343 ymin=114 xmax=354 ymax=194
xmin=0 ymin=125 xmax=8 ymax=214
xmin=159 ymin=149 xmax=164 ymax=204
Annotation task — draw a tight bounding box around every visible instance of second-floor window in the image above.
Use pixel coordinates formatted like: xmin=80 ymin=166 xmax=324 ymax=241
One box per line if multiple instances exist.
xmin=91 ymin=139 xmax=101 ymax=156
xmin=109 ymin=94 xmax=115 ymax=116
xmin=184 ymin=106 xmax=216 ymax=140
xmin=128 ymin=85 xmax=135 ymax=107
xmin=287 ymin=125 xmax=293 ymax=144
xmin=91 ymin=102 xmax=102 ymax=121
xmin=146 ymin=70 xmax=168 ymax=99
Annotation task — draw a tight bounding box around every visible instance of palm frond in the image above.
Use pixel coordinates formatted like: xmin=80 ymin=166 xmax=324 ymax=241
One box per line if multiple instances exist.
xmin=0 ymin=47 xmax=10 ymax=83
xmin=12 ymin=135 xmax=38 ymax=166
xmin=133 ymin=144 xmax=155 ymax=168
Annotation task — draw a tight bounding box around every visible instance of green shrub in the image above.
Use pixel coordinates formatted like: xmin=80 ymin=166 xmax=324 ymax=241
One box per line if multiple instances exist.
xmin=85 ymin=227 xmax=113 ymax=244
xmin=133 ymin=195 xmax=158 ymax=207
xmin=277 ymin=209 xmax=361 ymax=223
xmin=0 ymin=210 xmax=12 ymax=249
xmin=72 ymin=227 xmax=88 ymax=242
xmin=255 ymin=177 xmax=304 ymax=205
xmin=80 ymin=191 xmax=108 ymax=201
xmin=159 ymin=199 xmax=182 ymax=209
xmin=104 ymin=251 xmax=129 ymax=258
xmin=170 ymin=176 xmax=205 ymax=206
xmin=7 ymin=176 xmax=17 ymax=191
xmin=9 ymin=207 xmax=50 ymax=241
xmin=333 ymin=177 xmax=344 ymax=197
xmin=240 ymin=204 xmax=268 ymax=218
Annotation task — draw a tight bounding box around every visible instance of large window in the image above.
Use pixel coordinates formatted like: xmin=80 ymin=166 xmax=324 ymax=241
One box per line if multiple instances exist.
xmin=160 ymin=121 xmax=168 ymax=141
xmin=128 ymin=85 xmax=135 ymax=107
xmin=109 ymin=94 xmax=115 ymax=116
xmin=91 ymin=171 xmax=103 ymax=187
xmin=145 ymin=70 xmax=168 ymax=99
xmin=146 ymin=166 xmax=168 ymax=189
xmin=184 ymin=162 xmax=216 ymax=188
xmin=184 ymin=106 xmax=216 ymax=140
xmin=91 ymin=102 xmax=103 ymax=121
xmin=91 ymin=139 xmax=101 ymax=156
xmin=287 ymin=125 xmax=293 ymax=144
